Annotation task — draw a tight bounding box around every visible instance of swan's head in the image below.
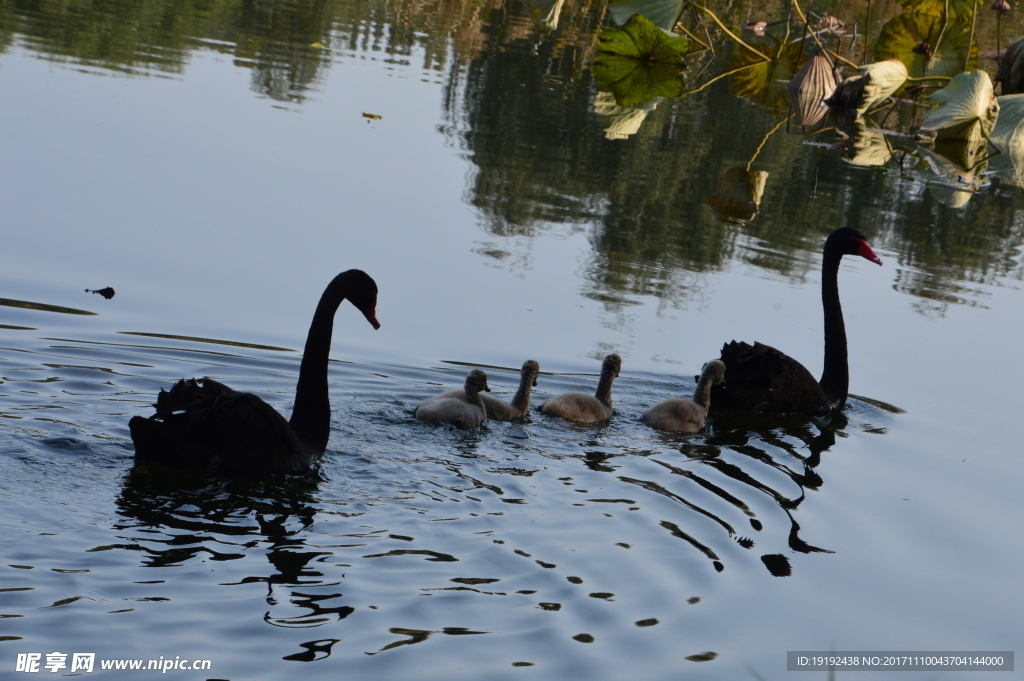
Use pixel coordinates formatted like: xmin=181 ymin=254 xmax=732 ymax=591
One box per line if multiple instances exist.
xmin=828 ymin=227 xmax=882 ymax=266
xmin=343 ymin=269 xmax=381 ymax=329
xmin=602 ymin=353 xmax=622 ymax=378
xmin=465 ymin=369 xmax=490 ymax=394
xmin=700 ymin=359 xmax=727 ymax=385
xmin=521 ymin=360 xmax=540 ymax=387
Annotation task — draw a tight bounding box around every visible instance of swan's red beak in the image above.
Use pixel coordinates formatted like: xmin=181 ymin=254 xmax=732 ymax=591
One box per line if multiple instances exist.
xmin=857 ymin=239 xmax=883 ymax=265
xmin=363 ymin=306 xmax=381 ymax=330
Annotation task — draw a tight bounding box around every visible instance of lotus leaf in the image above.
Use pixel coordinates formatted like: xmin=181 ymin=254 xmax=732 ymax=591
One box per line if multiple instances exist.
xmin=873 ymin=0 xmax=976 ymax=80
xmin=525 ymin=0 xmax=566 ymax=33
xmin=994 ymin=38 xmax=1024 ymax=94
xmin=825 ymin=60 xmax=908 ymax=114
xmin=608 ymin=0 xmax=686 ymax=32
xmin=729 ymin=42 xmax=802 ymax=112
xmin=705 ymin=168 xmax=769 ymax=224
xmin=916 ymin=145 xmax=981 ymax=207
xmin=842 ymin=117 xmax=893 ymax=167
xmin=593 ymin=14 xmax=688 ymax=107
xmin=593 ymin=91 xmax=661 ymax=139
xmin=787 ymin=55 xmax=842 ymax=126
xmin=988 ymin=94 xmax=1024 ymax=181
xmin=920 ymin=71 xmax=999 ymax=142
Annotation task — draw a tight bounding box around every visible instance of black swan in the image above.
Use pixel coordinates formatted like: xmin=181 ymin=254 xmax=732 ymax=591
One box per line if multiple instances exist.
xmin=712 ymin=227 xmax=881 ymax=415
xmin=434 ymin=360 xmax=540 ymax=421
xmin=415 ymin=369 xmax=491 ymax=428
xmin=641 ymin=359 xmax=725 ymax=433
xmin=129 ymin=269 xmax=380 ymax=476
xmin=540 ymin=354 xmax=621 ymax=423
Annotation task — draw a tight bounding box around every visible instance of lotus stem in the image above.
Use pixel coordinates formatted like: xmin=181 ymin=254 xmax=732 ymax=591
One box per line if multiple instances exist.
xmin=790 ymin=0 xmax=860 ymax=68
xmin=681 ymin=62 xmax=763 ymax=94
xmin=863 ymin=0 xmax=872 ymax=63
xmin=747 ymin=114 xmax=793 ymax=170
xmin=685 ymin=1 xmax=768 ymax=59
xmin=966 ymin=0 xmax=979 ymax=71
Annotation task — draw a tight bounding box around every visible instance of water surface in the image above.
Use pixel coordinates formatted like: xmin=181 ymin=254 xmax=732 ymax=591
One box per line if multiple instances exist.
xmin=2 ymin=0 xmax=1022 ymax=678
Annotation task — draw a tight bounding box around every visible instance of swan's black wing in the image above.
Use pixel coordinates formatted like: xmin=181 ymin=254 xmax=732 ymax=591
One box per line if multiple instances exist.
xmin=130 ymin=378 xmax=308 ymax=476
xmin=711 ymin=341 xmax=832 ymax=415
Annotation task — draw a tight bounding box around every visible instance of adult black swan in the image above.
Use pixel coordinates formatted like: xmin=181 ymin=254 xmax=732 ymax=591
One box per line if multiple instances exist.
xmin=129 ymin=269 xmax=379 ymax=476
xmin=712 ymin=227 xmax=881 ymax=415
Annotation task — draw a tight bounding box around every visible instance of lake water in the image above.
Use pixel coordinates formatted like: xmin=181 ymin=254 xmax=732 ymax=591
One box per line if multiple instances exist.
xmin=1 ymin=0 xmax=1022 ymax=678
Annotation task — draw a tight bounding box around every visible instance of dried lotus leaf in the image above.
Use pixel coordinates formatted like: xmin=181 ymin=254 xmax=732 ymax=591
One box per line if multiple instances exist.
xmin=705 ymin=168 xmax=769 ymax=224
xmin=787 ymin=55 xmax=842 ymax=126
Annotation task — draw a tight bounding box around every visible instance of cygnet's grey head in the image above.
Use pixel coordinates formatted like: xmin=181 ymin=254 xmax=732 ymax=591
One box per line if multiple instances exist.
xmin=521 ymin=360 xmax=540 ymax=386
xmin=602 ymin=353 xmax=622 ymax=377
xmin=701 ymin=359 xmax=726 ymax=384
xmin=465 ymin=369 xmax=490 ymax=393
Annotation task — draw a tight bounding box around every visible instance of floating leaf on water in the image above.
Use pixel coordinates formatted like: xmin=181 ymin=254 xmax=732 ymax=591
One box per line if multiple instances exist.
xmin=593 ymin=91 xmax=661 ymax=139
xmin=593 ymin=14 xmax=688 ymax=107
xmin=825 ymin=60 xmax=908 ymax=114
xmin=995 ymin=38 xmax=1024 ymax=93
xmin=525 ymin=0 xmax=566 ymax=33
xmin=729 ymin=41 xmax=801 ymax=111
xmin=840 ymin=117 xmax=893 ymax=167
xmin=607 ymin=0 xmax=686 ymax=33
xmin=310 ymin=42 xmax=324 ymax=49
xmin=787 ymin=55 xmax=842 ymax=126
xmin=874 ymin=1 xmax=976 ymax=79
xmin=704 ymin=168 xmax=769 ymax=224
xmin=362 ymin=112 xmax=383 ymax=120
xmin=920 ymin=71 xmax=999 ymax=142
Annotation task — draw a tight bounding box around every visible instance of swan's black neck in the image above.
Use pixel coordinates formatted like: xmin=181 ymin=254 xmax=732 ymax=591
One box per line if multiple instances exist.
xmin=818 ymin=246 xmax=848 ymax=406
xmin=290 ymin=272 xmax=357 ymax=454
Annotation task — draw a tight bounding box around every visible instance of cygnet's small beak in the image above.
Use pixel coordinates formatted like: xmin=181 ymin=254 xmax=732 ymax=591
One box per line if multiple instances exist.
xmin=483 ymin=386 xmax=491 ymax=392
xmin=532 ymin=379 xmax=538 ymax=387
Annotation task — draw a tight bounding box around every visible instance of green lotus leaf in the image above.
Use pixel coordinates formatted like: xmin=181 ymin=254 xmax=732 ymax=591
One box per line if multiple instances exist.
xmin=596 ymin=13 xmax=688 ymax=63
xmin=608 ymin=0 xmax=686 ymax=33
xmin=592 ymin=54 xmax=685 ymax=107
xmin=729 ymin=42 xmax=802 ymax=111
xmin=593 ymin=14 xmax=688 ymax=107
xmin=920 ymin=71 xmax=999 ymax=142
xmin=873 ymin=0 xmax=975 ymax=80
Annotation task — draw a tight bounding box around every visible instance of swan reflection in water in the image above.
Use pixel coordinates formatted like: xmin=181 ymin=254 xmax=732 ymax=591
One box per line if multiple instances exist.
xmin=114 ymin=467 xmax=353 ymax=659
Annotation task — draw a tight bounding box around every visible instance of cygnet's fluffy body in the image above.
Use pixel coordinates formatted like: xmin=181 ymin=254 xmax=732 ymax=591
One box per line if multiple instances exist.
xmin=541 ymin=354 xmax=621 ymax=423
xmin=641 ymin=360 xmax=726 ymax=433
xmin=437 ymin=361 xmax=540 ymax=421
xmin=415 ymin=369 xmax=491 ymax=428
